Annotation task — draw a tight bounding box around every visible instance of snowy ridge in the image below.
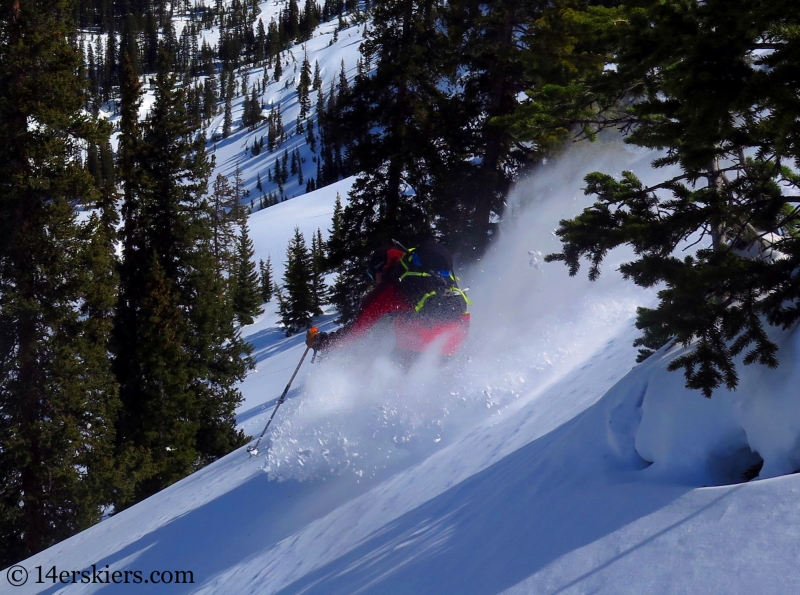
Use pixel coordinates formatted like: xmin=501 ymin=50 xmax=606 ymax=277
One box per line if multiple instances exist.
xmin=12 ymin=145 xmax=800 ymax=594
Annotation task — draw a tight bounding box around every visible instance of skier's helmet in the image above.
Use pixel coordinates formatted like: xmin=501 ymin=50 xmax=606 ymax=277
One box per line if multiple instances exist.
xmin=366 ymin=245 xmax=404 ymax=281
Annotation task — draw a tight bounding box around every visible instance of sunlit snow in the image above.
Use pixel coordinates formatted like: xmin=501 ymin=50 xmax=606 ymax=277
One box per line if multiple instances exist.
xmin=14 ymin=8 xmax=800 ymax=593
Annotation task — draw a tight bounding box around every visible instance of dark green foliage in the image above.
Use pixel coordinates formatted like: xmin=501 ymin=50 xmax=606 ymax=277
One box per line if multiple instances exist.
xmin=86 ymin=142 xmax=101 ymax=183
xmin=298 ymin=50 xmax=312 ymax=121
xmin=100 ymin=140 xmax=116 ymax=186
xmin=328 ymin=0 xmax=584 ymax=315
xmin=260 ymin=256 xmax=274 ymax=302
xmin=329 ymin=0 xmax=450 ymax=320
xmin=211 ymin=174 xmax=237 ymax=253
xmin=313 ymin=59 xmax=322 ymax=90
xmin=432 ymin=0 xmax=553 ymax=251
xmin=311 ymin=229 xmax=329 ymax=316
xmin=203 ymin=76 xmax=219 ymax=122
xmin=325 ymin=191 xmax=365 ymax=322
xmin=232 ymin=223 xmax=263 ymax=325
xmin=114 ymin=50 xmax=249 ymax=508
xmin=299 ymin=0 xmax=321 ymax=40
xmin=279 ymin=227 xmax=315 ymax=334
xmin=544 ymin=0 xmax=800 ymax=397
xmin=501 ymin=1 xmax=625 ymax=152
xmin=0 ymin=0 xmax=120 ymax=565
xmin=632 ymin=306 xmax=676 ymax=363
xmin=223 ymin=70 xmax=234 ymax=137
xmin=242 ymin=86 xmax=263 ymax=128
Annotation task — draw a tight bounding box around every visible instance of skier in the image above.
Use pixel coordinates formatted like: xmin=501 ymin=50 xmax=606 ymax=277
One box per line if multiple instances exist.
xmin=306 ymin=239 xmax=472 ymax=367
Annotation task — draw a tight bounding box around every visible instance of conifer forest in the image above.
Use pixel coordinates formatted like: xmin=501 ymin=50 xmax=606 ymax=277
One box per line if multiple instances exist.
xmin=1 ymin=0 xmax=799 ymax=569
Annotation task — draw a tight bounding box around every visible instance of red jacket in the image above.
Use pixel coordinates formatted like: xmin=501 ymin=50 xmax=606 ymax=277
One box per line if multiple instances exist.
xmin=335 ymin=282 xmax=470 ymax=356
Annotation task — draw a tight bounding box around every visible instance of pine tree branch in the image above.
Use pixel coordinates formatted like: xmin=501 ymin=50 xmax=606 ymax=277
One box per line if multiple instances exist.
xmin=681 ymin=226 xmax=710 ymax=252
xmin=727 ymin=214 xmax=760 ymax=252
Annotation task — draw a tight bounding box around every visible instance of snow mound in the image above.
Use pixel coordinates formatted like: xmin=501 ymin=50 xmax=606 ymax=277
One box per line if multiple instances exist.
xmin=634 ymin=323 xmax=800 ymax=485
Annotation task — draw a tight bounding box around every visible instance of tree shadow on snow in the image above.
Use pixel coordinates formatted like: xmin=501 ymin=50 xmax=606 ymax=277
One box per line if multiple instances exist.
xmin=235 ymin=385 xmax=303 ymax=427
xmin=269 ymin=410 xmax=732 ymax=595
xmin=34 ymin=449 xmax=390 ymax=595
xmin=34 ymin=349 xmax=731 ymax=595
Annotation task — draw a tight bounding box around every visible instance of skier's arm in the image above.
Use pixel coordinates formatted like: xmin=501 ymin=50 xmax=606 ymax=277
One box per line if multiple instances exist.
xmin=346 ymin=285 xmax=411 ymax=340
xmin=316 ymin=285 xmax=412 ymax=352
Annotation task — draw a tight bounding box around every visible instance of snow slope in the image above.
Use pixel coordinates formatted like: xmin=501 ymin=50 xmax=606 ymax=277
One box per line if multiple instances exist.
xmin=99 ymin=1 xmax=368 ymax=208
xmin=9 ymin=145 xmax=800 ymax=594
xmin=205 ymin=11 xmax=367 ymax=205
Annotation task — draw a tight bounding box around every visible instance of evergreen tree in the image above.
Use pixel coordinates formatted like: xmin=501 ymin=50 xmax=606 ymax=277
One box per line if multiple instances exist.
xmin=86 ymin=142 xmax=100 ymax=183
xmin=286 ymin=0 xmax=301 ymax=40
xmin=276 ymin=103 xmax=285 ymax=143
xmin=432 ymin=0 xmax=552 ymax=251
xmin=267 ymin=105 xmax=278 ymax=150
xmin=242 ymin=90 xmax=253 ymax=128
xmin=281 ymin=148 xmax=290 ymax=181
xmin=0 ymin=0 xmax=120 ymax=565
xmin=203 ymin=76 xmax=219 ymax=121
xmin=541 ymin=0 xmax=800 ymax=397
xmin=232 ymin=223 xmax=263 ymax=325
xmin=337 ymin=58 xmax=349 ymax=96
xmin=259 ymin=256 xmax=274 ymax=302
xmin=310 ymin=228 xmax=329 ymax=315
xmin=306 ymin=117 xmax=317 ymax=152
xmin=300 ymin=0 xmax=320 ymax=39
xmin=223 ymin=89 xmax=233 ymax=137
xmin=104 ymin=19 xmax=118 ymax=100
xmin=233 ymin=162 xmax=247 ymax=208
xmin=251 ymin=87 xmax=262 ymax=124
xmin=329 ymin=0 xmax=448 ymax=321
xmin=298 ymin=49 xmax=312 ymax=120
xmin=273 ymin=51 xmax=283 ymax=80
xmin=100 ymin=139 xmax=116 ymax=186
xmin=279 ymin=227 xmax=315 ymax=334
xmin=114 ymin=50 xmax=249 ymax=508
xmin=209 ymin=173 xmax=244 ymax=277
xmin=256 ymin=18 xmax=267 ymax=62
xmin=313 ymin=59 xmax=322 ymax=91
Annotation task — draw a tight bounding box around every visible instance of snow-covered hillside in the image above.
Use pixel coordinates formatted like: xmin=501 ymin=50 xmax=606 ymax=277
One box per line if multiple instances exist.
xmin=204 ymin=5 xmax=366 ymax=205
xmin=99 ymin=0 xmax=368 ymax=212
xmin=10 ymin=145 xmax=800 ymax=594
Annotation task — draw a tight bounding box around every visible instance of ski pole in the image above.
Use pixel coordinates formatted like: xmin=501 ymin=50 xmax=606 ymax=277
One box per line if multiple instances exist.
xmin=247 ymin=345 xmax=311 ymax=457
